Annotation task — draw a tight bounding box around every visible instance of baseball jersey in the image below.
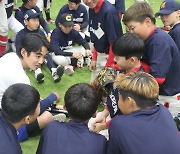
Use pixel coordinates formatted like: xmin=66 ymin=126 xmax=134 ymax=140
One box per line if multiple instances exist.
xmin=16 ymin=27 xmax=45 ymax=53
xmin=107 ymin=105 xmax=180 ymax=154
xmin=4 ymin=0 xmax=14 ymax=18
xmin=15 ymin=5 xmax=50 ymax=35
xmin=0 ymin=112 xmax=22 ymax=153
xmin=141 ymin=28 xmax=180 ymax=96
xmin=50 ymin=27 xmax=90 ymax=56
xmin=89 ymin=0 xmax=122 ymax=53
xmin=107 ymin=0 xmax=125 ymax=14
xmin=107 ymin=66 xmax=145 ymax=118
xmin=169 ymin=23 xmax=180 ymax=52
xmin=55 ymin=4 xmax=88 ymax=30
xmin=37 ymin=120 xmax=107 ymax=154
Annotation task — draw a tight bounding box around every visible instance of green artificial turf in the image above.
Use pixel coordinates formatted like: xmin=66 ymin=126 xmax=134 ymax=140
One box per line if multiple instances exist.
xmin=12 ymin=0 xmax=164 ymax=153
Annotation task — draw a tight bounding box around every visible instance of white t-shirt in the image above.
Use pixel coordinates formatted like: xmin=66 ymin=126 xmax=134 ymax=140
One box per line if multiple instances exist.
xmin=0 ymin=53 xmax=30 ymax=107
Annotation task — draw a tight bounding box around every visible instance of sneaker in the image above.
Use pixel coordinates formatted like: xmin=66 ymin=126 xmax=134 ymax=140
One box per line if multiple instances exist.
xmin=35 ymin=68 xmax=44 ymax=83
xmin=64 ymin=65 xmax=74 ymax=75
xmin=53 ymin=113 xmax=66 ymax=122
xmin=52 ymin=65 xmax=64 ymax=83
xmin=77 ymin=57 xmax=84 ymax=68
xmin=85 ymin=57 xmax=91 ymax=67
xmin=46 ymin=18 xmax=55 ymax=24
xmin=56 ymin=65 xmax=64 ymax=79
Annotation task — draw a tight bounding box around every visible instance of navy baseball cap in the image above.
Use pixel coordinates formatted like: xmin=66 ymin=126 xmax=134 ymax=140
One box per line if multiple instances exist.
xmin=155 ymin=0 xmax=180 ymax=17
xmin=24 ymin=9 xmax=40 ymax=20
xmin=59 ymin=13 xmax=73 ymax=27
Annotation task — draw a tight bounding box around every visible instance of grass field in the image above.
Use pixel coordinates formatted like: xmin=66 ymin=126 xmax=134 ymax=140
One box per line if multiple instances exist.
xmin=12 ymin=0 xmax=164 ymax=153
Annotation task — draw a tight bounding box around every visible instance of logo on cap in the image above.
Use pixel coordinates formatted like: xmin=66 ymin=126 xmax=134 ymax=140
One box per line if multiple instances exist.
xmin=160 ymin=1 xmax=166 ymax=9
xmin=66 ymin=15 xmax=72 ymax=22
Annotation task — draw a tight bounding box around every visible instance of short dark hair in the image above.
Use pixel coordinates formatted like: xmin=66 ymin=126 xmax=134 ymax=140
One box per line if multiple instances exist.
xmin=64 ymin=83 xmax=98 ymax=122
xmin=112 ymin=33 xmax=144 ymax=60
xmin=115 ymin=72 xmax=159 ymax=109
xmin=68 ymin=0 xmax=81 ymax=5
xmin=1 ymin=83 xmax=40 ymax=123
xmin=17 ymin=33 xmax=49 ymax=58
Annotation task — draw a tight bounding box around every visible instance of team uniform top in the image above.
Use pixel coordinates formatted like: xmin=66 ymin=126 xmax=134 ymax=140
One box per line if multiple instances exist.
xmin=0 ymin=52 xmax=30 ymax=106
xmin=107 ymin=105 xmax=180 ymax=154
xmin=36 ymin=120 xmax=107 ymax=154
xmin=55 ymin=4 xmax=88 ymax=30
xmin=105 ymin=66 xmax=145 ymax=126
xmin=141 ymin=28 xmax=180 ymax=96
xmin=4 ymin=0 xmax=14 ymax=18
xmin=0 ymin=112 xmax=22 ymax=154
xmin=50 ymin=27 xmax=90 ymax=56
xmin=15 ymin=5 xmax=50 ymax=35
xmin=89 ymin=0 xmax=123 ymax=53
xmin=169 ymin=23 xmax=180 ymax=52
xmin=16 ymin=27 xmax=45 ymax=52
xmin=107 ymin=0 xmax=125 ymax=14
xmin=106 ymin=87 xmax=120 ymax=118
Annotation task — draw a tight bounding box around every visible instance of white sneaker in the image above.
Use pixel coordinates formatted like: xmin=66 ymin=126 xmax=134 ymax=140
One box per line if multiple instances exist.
xmin=53 ymin=113 xmax=66 ymax=122
xmin=77 ymin=57 xmax=84 ymax=68
xmin=35 ymin=68 xmax=44 ymax=83
xmin=64 ymin=65 xmax=74 ymax=75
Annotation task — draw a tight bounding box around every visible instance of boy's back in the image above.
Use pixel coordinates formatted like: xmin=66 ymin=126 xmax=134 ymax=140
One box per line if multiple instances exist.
xmin=142 ymin=28 xmax=180 ymax=96
xmin=37 ymin=121 xmax=107 ymax=154
xmin=108 ymin=105 xmax=180 ymax=154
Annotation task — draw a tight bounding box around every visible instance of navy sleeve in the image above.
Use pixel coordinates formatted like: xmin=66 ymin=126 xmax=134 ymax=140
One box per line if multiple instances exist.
xmin=15 ymin=10 xmax=26 ymax=27
xmin=115 ymin=0 xmax=125 ymax=14
xmin=15 ymin=30 xmax=23 ymax=52
xmin=105 ymin=11 xmax=123 ymax=43
xmin=50 ymin=29 xmax=73 ymax=56
xmin=80 ymin=6 xmax=89 ymax=30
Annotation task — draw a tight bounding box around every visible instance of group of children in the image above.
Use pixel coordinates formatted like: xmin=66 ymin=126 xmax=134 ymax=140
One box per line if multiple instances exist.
xmin=0 ymin=0 xmax=180 ymax=153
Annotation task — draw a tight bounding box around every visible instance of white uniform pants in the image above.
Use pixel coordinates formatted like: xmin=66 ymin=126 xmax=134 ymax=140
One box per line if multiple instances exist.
xmin=51 ymin=46 xmax=85 ymax=66
xmin=158 ymin=93 xmax=180 ymax=117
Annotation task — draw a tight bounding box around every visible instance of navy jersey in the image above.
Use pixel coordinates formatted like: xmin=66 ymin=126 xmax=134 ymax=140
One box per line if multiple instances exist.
xmin=107 ymin=66 xmax=144 ymax=118
xmin=169 ymin=23 xmax=180 ymax=52
xmin=0 ymin=112 xmax=22 ymax=154
xmin=55 ymin=4 xmax=88 ymax=30
xmin=50 ymin=27 xmax=90 ymax=56
xmin=107 ymin=105 xmax=180 ymax=154
xmin=107 ymin=0 xmax=125 ymax=14
xmin=4 ymin=0 xmax=14 ymax=18
xmin=37 ymin=120 xmax=107 ymax=154
xmin=89 ymin=0 xmax=123 ymax=53
xmin=142 ymin=28 xmax=180 ymax=96
xmin=15 ymin=5 xmax=50 ymax=35
xmin=16 ymin=27 xmax=45 ymax=52
xmin=106 ymin=87 xmax=120 ymax=118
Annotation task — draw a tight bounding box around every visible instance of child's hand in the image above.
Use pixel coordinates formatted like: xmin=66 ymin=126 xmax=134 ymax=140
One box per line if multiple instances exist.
xmin=89 ymin=60 xmax=96 ymax=71
xmin=52 ymin=92 xmax=61 ymax=102
xmin=46 ymin=33 xmax=51 ymax=43
xmin=85 ymin=50 xmax=92 ymax=57
xmin=73 ymin=24 xmax=81 ymax=32
xmin=93 ymin=122 xmax=107 ymax=133
xmin=92 ymin=115 xmax=106 ymax=127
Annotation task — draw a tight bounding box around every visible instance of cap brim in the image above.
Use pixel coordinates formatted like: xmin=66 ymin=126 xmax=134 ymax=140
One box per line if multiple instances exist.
xmin=62 ymin=22 xmax=73 ymax=27
xmin=155 ymin=9 xmax=174 ymax=17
